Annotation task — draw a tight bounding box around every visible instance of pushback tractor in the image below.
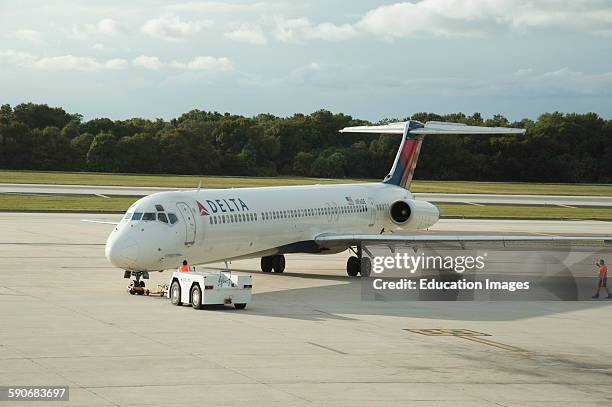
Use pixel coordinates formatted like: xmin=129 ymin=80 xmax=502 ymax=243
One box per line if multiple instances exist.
xmin=168 ymin=270 xmax=252 ymax=310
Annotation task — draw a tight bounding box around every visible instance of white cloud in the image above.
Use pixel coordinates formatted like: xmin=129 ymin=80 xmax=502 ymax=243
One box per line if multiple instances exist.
xmin=69 ymin=18 xmax=125 ymax=40
xmin=224 ymin=25 xmax=267 ymax=45
xmin=274 ymin=17 xmax=357 ymax=43
xmin=514 ymin=68 xmax=534 ymax=76
xmin=141 ymin=15 xmax=210 ymax=40
xmin=171 ymin=56 xmax=233 ymax=71
xmin=0 ymin=49 xmax=37 ymax=66
xmin=31 ymin=55 xmax=128 ymax=71
xmin=533 ymin=67 xmax=612 ymax=95
xmin=357 ymin=0 xmax=612 ymax=38
xmin=1 ymin=50 xmax=127 ymax=72
xmin=2 ymin=50 xmax=234 ymax=73
xmin=95 ymin=18 xmax=122 ymax=35
xmin=132 ymin=55 xmax=162 ymax=70
xmin=11 ymin=29 xmax=44 ymax=45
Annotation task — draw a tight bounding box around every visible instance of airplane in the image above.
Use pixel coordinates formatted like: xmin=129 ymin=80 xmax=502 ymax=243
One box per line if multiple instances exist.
xmin=93 ymin=120 xmax=611 ymax=289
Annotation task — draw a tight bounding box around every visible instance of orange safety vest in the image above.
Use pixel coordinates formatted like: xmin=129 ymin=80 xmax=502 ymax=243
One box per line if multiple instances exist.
xmin=179 ymin=265 xmax=189 ymax=272
xmin=599 ymin=265 xmax=608 ymax=279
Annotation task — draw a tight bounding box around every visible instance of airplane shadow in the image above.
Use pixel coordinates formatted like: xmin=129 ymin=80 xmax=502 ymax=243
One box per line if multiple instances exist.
xmin=203 ymin=268 xmax=612 ymax=322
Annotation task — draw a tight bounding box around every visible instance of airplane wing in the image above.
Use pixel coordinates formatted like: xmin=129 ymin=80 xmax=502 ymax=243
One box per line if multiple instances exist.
xmin=339 ymin=121 xmax=526 ymax=135
xmin=80 ymin=219 xmax=119 ymax=225
xmin=314 ymin=233 xmax=612 ymax=245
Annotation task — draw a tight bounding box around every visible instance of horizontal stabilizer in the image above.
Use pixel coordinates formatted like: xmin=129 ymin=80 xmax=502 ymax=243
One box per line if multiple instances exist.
xmin=340 ymin=121 xmax=526 ymax=135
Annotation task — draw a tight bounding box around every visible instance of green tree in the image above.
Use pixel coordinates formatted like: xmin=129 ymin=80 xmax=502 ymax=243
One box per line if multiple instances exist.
xmin=87 ymin=133 xmax=118 ymax=172
xmin=13 ymin=103 xmax=80 ymax=130
xmin=0 ymin=121 xmax=32 ymax=169
xmin=31 ymin=127 xmax=73 ymax=170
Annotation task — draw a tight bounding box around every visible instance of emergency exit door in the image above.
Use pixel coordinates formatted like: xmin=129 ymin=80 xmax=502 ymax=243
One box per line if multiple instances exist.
xmin=368 ymin=198 xmax=375 ymax=227
xmin=177 ymin=202 xmax=196 ymax=245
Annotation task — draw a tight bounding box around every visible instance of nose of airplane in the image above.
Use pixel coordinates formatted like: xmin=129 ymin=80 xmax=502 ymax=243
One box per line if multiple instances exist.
xmin=105 ymin=236 xmax=140 ymax=270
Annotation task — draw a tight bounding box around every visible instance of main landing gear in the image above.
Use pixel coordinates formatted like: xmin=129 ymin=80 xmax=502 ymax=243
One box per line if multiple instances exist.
xmin=346 ymin=245 xmax=372 ymax=277
xmin=125 ymin=270 xmax=149 ymax=295
xmin=260 ymin=255 xmax=285 ymax=273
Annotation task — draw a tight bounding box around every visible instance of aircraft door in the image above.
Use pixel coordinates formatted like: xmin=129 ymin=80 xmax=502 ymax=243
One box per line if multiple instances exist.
xmin=176 ymin=202 xmax=196 ymax=246
xmin=368 ymin=198 xmax=375 ymax=227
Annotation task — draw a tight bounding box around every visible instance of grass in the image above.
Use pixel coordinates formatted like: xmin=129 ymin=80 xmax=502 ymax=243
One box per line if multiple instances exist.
xmin=411 ymin=181 xmax=612 ymax=196
xmin=437 ymin=204 xmax=612 ymax=221
xmin=0 ymin=195 xmax=134 ymax=213
xmin=1 ymin=195 xmax=610 ymax=220
xmin=1 ymin=170 xmax=611 ymax=196
xmin=0 ymin=170 xmax=356 ymax=189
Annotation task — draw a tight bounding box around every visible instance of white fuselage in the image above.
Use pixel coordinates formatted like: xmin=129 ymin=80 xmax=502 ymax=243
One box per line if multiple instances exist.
xmin=105 ymin=182 xmax=437 ymax=272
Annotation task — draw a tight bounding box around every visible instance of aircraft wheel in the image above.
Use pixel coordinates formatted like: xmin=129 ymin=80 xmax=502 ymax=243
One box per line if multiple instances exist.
xmin=191 ymin=285 xmax=202 ymax=310
xmin=360 ymin=257 xmax=372 ymax=277
xmin=347 ymin=256 xmax=359 ymax=276
xmin=261 ymin=256 xmax=273 ymax=273
xmin=170 ymin=280 xmax=182 ymax=306
xmin=272 ymin=255 xmax=285 ymax=273
xmin=234 ymin=303 xmax=247 ymax=310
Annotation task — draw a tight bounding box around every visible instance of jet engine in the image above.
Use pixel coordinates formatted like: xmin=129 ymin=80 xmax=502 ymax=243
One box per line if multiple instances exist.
xmin=388 ymin=199 xmax=440 ymax=230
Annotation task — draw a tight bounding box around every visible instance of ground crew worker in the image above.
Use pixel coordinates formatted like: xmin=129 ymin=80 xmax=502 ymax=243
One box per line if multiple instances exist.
xmin=179 ymin=260 xmax=190 ymax=273
xmin=592 ymin=259 xmax=610 ymax=299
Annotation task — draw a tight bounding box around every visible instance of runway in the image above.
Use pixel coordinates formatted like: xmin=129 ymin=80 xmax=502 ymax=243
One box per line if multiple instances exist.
xmin=1 ymin=183 xmax=611 ymax=208
xmin=1 ymin=212 xmax=612 ymax=406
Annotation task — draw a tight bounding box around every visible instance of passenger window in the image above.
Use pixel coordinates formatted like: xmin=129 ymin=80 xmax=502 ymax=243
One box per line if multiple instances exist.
xmin=143 ymin=213 xmax=156 ymax=221
xmin=168 ymin=213 xmax=178 ymax=224
xmin=158 ymin=213 xmax=169 ymax=223
xmin=132 ymin=213 xmax=143 ymax=221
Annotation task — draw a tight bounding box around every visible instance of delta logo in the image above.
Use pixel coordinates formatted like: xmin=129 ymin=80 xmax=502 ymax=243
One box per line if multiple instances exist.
xmin=196 ymin=200 xmax=209 ymax=216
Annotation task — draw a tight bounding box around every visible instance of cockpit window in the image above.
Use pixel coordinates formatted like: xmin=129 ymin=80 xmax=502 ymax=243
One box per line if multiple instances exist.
xmin=155 ymin=205 xmax=164 ymax=212
xmin=132 ymin=212 xmax=143 ymax=221
xmin=158 ymin=213 xmax=168 ymax=223
xmin=142 ymin=213 xmax=156 ymax=221
xmin=123 ymin=212 xmax=133 ymax=220
xmin=168 ymin=213 xmax=178 ymax=224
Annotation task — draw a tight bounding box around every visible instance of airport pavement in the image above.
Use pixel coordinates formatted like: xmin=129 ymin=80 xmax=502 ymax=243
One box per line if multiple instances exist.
xmin=1 ymin=213 xmax=612 ymax=406
xmin=1 ymin=183 xmax=612 ymax=208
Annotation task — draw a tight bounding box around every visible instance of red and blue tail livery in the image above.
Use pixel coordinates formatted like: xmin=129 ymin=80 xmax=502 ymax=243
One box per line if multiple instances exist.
xmin=383 ymin=121 xmax=424 ymax=189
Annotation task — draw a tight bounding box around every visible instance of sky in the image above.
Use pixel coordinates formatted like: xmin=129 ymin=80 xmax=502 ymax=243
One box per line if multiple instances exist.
xmin=1 ymin=0 xmax=611 ymax=122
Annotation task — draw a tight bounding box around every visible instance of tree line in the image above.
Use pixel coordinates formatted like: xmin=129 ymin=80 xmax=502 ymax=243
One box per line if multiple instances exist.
xmin=0 ymin=103 xmax=610 ymax=183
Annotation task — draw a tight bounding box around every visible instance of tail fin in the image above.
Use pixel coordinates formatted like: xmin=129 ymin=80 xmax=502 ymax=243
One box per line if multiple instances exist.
xmin=340 ymin=120 xmax=526 ymax=190
xmin=383 ymin=121 xmax=424 ymax=189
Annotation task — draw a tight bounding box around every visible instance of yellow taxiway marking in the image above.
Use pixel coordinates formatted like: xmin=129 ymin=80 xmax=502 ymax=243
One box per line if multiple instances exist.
xmin=406 ymin=329 xmax=531 ymax=355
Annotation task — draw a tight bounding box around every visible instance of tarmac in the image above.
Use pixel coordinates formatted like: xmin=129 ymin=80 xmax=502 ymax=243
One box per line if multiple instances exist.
xmin=1 ymin=212 xmax=612 ymax=406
